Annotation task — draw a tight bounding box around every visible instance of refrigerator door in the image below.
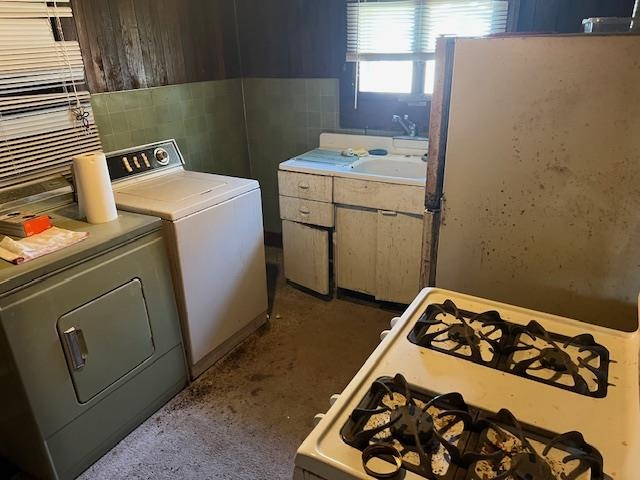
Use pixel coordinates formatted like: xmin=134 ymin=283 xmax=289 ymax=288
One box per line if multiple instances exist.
xmin=434 ymin=35 xmax=640 ymax=331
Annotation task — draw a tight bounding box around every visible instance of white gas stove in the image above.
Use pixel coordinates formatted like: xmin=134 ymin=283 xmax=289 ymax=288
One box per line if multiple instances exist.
xmin=294 ymin=288 xmax=640 ymax=480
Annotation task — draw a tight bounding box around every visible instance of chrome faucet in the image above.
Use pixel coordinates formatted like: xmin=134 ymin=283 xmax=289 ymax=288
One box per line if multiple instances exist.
xmin=392 ymin=114 xmax=416 ymax=137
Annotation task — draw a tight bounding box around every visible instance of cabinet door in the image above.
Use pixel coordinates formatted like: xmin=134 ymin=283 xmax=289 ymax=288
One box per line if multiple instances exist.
xmin=282 ymin=220 xmax=329 ymax=294
xmin=376 ymin=211 xmax=423 ymax=303
xmin=335 ymin=205 xmax=377 ymax=295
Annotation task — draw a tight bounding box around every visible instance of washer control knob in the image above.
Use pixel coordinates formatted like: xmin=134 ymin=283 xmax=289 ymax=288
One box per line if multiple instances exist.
xmin=329 ymin=394 xmax=340 ymax=406
xmin=380 ymin=330 xmax=390 ymax=341
xmin=313 ymin=413 xmax=325 ymax=426
xmin=390 ymin=317 xmax=401 ymax=329
xmin=154 ymin=147 xmax=170 ymax=165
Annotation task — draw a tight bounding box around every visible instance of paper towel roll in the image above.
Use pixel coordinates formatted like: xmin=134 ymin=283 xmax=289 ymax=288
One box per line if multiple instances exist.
xmin=72 ymin=151 xmax=118 ymax=224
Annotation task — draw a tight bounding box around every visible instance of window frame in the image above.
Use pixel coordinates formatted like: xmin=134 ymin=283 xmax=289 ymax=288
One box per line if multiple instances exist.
xmin=340 ymin=0 xmax=519 ymax=133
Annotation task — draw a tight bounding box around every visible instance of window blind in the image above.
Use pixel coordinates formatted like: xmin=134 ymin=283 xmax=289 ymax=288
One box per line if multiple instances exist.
xmin=347 ymin=0 xmax=509 ymax=61
xmin=0 ymin=0 xmax=102 ymax=187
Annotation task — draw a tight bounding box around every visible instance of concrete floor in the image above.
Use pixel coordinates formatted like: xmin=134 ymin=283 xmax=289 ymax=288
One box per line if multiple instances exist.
xmin=71 ymin=247 xmax=396 ymax=479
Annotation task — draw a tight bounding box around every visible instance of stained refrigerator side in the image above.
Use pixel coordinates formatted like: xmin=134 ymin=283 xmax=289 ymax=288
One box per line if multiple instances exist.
xmin=433 ymin=35 xmax=640 ymax=330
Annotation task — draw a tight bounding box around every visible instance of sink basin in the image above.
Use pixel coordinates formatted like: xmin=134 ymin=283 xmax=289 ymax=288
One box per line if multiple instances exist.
xmin=350 ymin=156 xmax=427 ymax=179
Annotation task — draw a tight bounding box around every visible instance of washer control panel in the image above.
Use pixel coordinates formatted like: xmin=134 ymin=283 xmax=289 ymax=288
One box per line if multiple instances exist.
xmin=106 ymin=140 xmax=184 ymax=182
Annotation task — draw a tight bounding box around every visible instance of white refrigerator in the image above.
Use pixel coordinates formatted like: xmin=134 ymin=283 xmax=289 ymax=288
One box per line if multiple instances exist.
xmin=423 ymin=34 xmax=640 ymax=331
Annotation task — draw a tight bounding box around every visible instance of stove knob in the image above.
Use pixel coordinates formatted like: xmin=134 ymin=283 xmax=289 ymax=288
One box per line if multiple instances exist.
xmin=132 ymin=156 xmax=141 ymax=169
xmin=154 ymin=147 xmax=170 ymax=166
xmin=329 ymin=394 xmax=340 ymax=406
xmin=390 ymin=316 xmax=401 ymax=329
xmin=141 ymin=153 xmax=151 ymax=168
xmin=313 ymin=413 xmax=324 ymax=426
xmin=380 ymin=330 xmax=390 ymax=341
xmin=121 ymin=156 xmax=132 ymax=173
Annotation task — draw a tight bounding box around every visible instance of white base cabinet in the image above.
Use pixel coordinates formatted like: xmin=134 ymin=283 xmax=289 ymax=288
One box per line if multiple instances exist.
xmin=282 ymin=220 xmax=330 ymax=295
xmin=375 ymin=209 xmax=423 ymax=303
xmin=278 ymin=171 xmax=335 ymax=296
xmin=334 ymin=206 xmax=377 ymax=296
xmin=335 ymin=206 xmax=422 ymax=304
xmin=278 ymin=168 xmax=424 ymax=304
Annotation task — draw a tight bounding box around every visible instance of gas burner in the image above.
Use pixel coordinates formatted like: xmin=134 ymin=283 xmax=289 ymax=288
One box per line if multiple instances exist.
xmin=465 ymin=409 xmax=605 ymax=480
xmin=408 ymin=300 xmax=611 ymax=398
xmin=341 ymin=376 xmax=608 ymax=480
xmin=341 ymin=374 xmax=474 ymax=479
xmin=506 ymin=321 xmax=611 ymax=398
xmin=409 ymin=299 xmax=510 ymax=366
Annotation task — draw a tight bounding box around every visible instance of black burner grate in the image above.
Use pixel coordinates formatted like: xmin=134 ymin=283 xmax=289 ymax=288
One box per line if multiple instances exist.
xmin=341 ymin=375 xmax=607 ymax=480
xmin=407 ymin=300 xmax=612 ymax=398
xmin=341 ymin=374 xmax=474 ymax=479
xmin=410 ymin=300 xmax=510 ymax=368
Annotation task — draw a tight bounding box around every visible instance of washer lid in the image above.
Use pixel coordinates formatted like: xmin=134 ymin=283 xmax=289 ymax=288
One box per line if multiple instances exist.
xmin=113 ymin=170 xmax=259 ymax=220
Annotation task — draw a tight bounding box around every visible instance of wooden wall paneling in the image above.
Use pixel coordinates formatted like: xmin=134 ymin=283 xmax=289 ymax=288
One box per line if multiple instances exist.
xmin=133 ymin=0 xmax=168 ymax=87
xmin=236 ymin=0 xmax=345 ymax=78
xmin=72 ymin=0 xmax=108 ymax=92
xmin=517 ymin=0 xmax=636 ymax=33
xmin=91 ymin=0 xmax=130 ymax=91
xmin=59 ymin=17 xmax=78 ymax=41
xmin=94 ymin=0 xmax=127 ymax=91
xmin=222 ymin=1 xmax=243 ymax=78
xmin=181 ymin=1 xmax=201 ymax=82
xmin=71 ymin=0 xmax=241 ymax=93
xmin=72 ymin=0 xmax=639 ymax=93
xmin=112 ymin=0 xmax=147 ymax=90
xmin=236 ymin=0 xmax=289 ymax=77
xmin=515 ymin=0 xmax=537 ymax=31
xmin=166 ymin=0 xmax=189 ymax=85
xmin=534 ymin=1 xmax=561 ymax=32
xmin=172 ymin=0 xmax=240 ymax=83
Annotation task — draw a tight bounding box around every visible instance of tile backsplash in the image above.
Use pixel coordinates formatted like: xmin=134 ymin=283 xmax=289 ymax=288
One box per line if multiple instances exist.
xmin=243 ymin=78 xmax=339 ymax=233
xmin=91 ymin=77 xmax=340 ymax=233
xmin=91 ymin=79 xmax=250 ymax=178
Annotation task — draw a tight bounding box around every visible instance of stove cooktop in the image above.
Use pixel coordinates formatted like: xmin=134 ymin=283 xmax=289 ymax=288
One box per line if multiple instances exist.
xmin=341 ymin=374 xmax=606 ymax=480
xmin=293 ymin=288 xmax=639 ymax=480
xmin=408 ymin=300 xmax=611 ymax=397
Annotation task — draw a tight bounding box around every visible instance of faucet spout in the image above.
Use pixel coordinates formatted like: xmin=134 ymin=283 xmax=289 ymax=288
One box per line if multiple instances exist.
xmin=392 ymin=114 xmax=416 ymax=137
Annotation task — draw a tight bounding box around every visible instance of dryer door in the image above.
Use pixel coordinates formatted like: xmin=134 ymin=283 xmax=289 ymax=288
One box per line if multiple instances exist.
xmin=57 ymin=279 xmax=154 ymax=403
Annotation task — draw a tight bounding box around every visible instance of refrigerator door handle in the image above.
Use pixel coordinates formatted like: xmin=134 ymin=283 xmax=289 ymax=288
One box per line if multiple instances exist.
xmin=440 ymin=195 xmax=446 ymax=226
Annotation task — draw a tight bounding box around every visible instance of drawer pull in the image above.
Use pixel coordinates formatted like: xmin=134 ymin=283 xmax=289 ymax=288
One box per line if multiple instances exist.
xmin=380 ymin=210 xmax=398 ymax=216
xmin=61 ymin=327 xmax=88 ymax=370
xmin=299 ymin=207 xmax=311 ymax=215
xmin=297 ymin=183 xmax=310 ymax=190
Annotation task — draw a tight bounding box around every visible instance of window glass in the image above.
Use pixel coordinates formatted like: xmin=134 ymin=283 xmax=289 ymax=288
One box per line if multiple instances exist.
xmin=359 ymin=61 xmax=413 ymax=94
xmin=424 ymin=60 xmax=436 ymax=95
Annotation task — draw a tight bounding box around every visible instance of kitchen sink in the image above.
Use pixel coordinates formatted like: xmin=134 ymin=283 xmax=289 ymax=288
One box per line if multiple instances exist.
xmin=350 ymin=156 xmax=427 ymax=179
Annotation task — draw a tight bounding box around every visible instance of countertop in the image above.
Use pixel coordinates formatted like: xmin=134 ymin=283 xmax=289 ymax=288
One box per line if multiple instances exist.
xmin=0 ymin=203 xmax=162 ymax=296
xmin=279 ymin=154 xmax=427 ymax=187
xmin=279 ymin=133 xmax=429 ymax=187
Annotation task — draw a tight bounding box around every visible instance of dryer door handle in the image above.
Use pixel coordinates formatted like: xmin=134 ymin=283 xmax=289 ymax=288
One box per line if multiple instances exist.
xmin=62 ymin=327 xmax=88 ymax=370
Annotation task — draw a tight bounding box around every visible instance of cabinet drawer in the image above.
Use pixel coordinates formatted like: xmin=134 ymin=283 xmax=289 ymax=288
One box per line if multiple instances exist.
xmin=278 ymin=171 xmax=332 ymax=202
xmin=334 ymin=177 xmax=424 ymax=215
xmin=279 ymin=196 xmax=334 ymax=227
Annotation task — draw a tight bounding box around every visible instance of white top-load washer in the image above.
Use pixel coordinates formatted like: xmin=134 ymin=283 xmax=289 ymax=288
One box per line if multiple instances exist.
xmin=106 ymin=140 xmax=268 ymax=379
